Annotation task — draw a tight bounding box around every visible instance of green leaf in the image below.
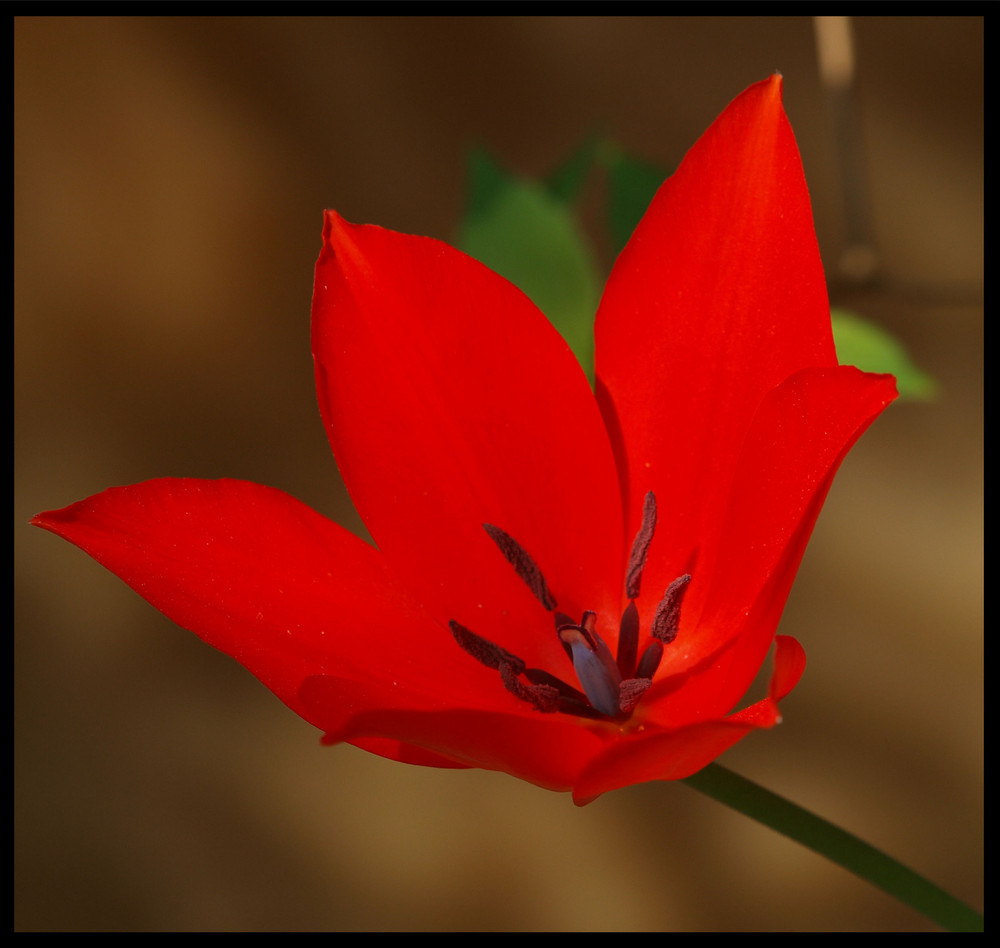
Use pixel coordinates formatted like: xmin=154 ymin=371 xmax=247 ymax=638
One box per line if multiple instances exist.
xmin=603 ymin=148 xmax=668 ymax=258
xmin=543 ymin=135 xmax=600 ymax=206
xmin=464 ymin=147 xmax=510 ymax=219
xmin=831 ymin=309 xmax=938 ymax=401
xmin=459 ymin=149 xmax=602 ymax=383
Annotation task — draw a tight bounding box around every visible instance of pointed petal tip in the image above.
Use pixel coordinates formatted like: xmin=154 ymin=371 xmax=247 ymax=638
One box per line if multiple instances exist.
xmin=749 ymin=72 xmax=785 ymax=113
xmin=314 ymin=211 xmax=390 ymax=309
xmin=321 ymin=207 xmax=349 ymax=236
xmin=319 ymin=209 xmax=397 ymax=272
xmin=31 ymin=503 xmax=75 ymax=534
xmin=319 ymin=209 xmax=362 ymax=263
xmin=726 ymin=74 xmax=784 ymax=128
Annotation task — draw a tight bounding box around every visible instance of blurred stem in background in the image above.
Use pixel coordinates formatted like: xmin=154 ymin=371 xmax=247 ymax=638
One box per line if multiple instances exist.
xmin=814 ymin=15 xmax=880 ymax=287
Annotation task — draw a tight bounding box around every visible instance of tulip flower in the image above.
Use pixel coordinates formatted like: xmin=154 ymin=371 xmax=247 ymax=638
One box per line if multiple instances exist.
xmin=32 ymin=76 xmax=897 ymax=805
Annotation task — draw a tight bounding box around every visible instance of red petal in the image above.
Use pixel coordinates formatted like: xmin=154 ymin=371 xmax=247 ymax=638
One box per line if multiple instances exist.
xmin=346 ymin=738 xmax=471 ymax=770
xmin=312 ymin=213 xmax=623 ymax=669
xmin=300 ymin=674 xmax=603 ymax=792
xmin=571 ymin=635 xmax=806 ymax=805
xmin=596 ymin=76 xmax=836 ymax=607
xmin=671 ymin=366 xmax=896 ymax=710
xmin=31 ymin=479 xmax=507 ymax=722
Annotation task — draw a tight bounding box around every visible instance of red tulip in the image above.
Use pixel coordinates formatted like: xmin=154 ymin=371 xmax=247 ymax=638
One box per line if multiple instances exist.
xmin=32 ymin=76 xmax=897 ymax=804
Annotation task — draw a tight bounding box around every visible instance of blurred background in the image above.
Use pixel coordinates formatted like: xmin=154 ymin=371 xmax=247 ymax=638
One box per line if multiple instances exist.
xmin=15 ymin=16 xmax=982 ymax=932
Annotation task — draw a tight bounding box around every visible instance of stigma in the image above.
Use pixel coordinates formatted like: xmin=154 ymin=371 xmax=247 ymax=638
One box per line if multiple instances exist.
xmin=450 ymin=492 xmax=691 ymax=721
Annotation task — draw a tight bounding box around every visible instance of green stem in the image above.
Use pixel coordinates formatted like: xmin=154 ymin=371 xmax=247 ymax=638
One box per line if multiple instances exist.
xmin=682 ymin=763 xmax=982 ymax=932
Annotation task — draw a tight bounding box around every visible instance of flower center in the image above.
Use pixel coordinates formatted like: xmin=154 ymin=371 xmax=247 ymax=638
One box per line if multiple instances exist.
xmin=450 ymin=492 xmax=691 ymax=721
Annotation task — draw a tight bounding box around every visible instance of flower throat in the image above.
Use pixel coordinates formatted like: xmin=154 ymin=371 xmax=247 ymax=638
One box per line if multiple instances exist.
xmin=450 ymin=492 xmax=690 ymax=721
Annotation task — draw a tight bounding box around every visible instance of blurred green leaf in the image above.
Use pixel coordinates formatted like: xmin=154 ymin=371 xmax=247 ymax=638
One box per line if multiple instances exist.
xmin=459 ymin=148 xmax=601 ymax=383
xmin=464 ymin=147 xmax=510 ymax=218
xmin=831 ymin=308 xmax=938 ymax=401
xmin=461 ymin=146 xmax=935 ymax=408
xmin=603 ymin=149 xmax=668 ymax=258
xmin=543 ymin=135 xmax=600 ymax=206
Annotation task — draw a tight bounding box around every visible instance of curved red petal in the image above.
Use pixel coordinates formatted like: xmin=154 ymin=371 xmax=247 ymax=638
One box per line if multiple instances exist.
xmin=571 ymin=634 xmax=806 ymax=805
xmin=345 ymin=737 xmax=472 ymax=770
xmin=312 ymin=213 xmax=623 ymax=668
xmin=596 ymin=75 xmax=836 ymax=609
xmin=670 ymin=367 xmax=896 ymax=710
xmin=300 ymin=674 xmax=604 ymax=792
xmin=573 ymin=719 xmax=760 ymax=805
xmin=769 ymin=634 xmax=807 ymax=700
xmin=31 ymin=479 xmax=505 ymax=722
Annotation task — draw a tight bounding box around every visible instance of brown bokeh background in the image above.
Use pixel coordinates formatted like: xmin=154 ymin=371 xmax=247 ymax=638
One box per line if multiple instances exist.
xmin=15 ymin=17 xmax=982 ymax=931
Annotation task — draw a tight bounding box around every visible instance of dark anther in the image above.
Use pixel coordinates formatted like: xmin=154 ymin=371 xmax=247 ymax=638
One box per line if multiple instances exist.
xmin=524 ymin=667 xmax=589 ymax=705
xmin=451 ymin=620 xmax=562 ymax=712
xmin=618 ymin=677 xmax=653 ymax=714
xmin=625 ymin=491 xmax=657 ymax=599
xmin=499 ymin=662 xmax=560 ymax=712
xmin=651 ymin=573 xmax=691 ymax=644
xmin=450 ymin=620 xmax=525 ymax=674
xmin=523 ymin=667 xmax=606 ymax=718
xmin=483 ymin=523 xmax=557 ymax=610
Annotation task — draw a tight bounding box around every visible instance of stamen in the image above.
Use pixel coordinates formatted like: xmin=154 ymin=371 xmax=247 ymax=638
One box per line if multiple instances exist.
xmin=524 ymin=667 xmax=589 ymax=705
xmin=450 ymin=621 xmax=561 ymax=712
xmin=499 ymin=662 xmax=560 ymax=712
xmin=618 ymin=677 xmax=653 ymax=714
xmin=635 ymin=640 xmax=664 ymax=679
xmin=651 ymin=573 xmax=692 ymax=644
xmin=625 ymin=491 xmax=657 ymax=599
xmin=616 ymin=600 xmax=640 ymax=679
xmin=449 ymin=620 xmax=525 ymax=674
xmin=451 ymin=519 xmax=694 ymax=722
xmin=483 ymin=524 xmax=557 ymax=610
xmin=526 ymin=663 xmax=607 ymax=717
